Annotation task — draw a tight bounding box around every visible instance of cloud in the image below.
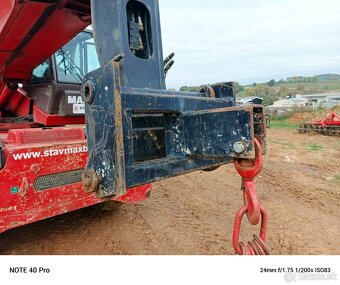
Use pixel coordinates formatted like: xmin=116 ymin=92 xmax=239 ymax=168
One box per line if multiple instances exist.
xmin=159 ymin=0 xmax=340 ymax=89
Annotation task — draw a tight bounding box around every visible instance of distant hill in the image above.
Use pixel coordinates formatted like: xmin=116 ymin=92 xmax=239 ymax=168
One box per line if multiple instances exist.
xmin=314 ymin=74 xmax=340 ymax=81
xmin=180 ymin=74 xmax=340 ymax=92
xmin=250 ymin=74 xmax=340 ymax=86
xmin=179 ymin=74 xmax=340 ymax=107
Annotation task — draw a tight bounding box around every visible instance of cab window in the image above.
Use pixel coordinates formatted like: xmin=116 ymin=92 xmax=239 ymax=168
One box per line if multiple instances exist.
xmin=55 ymin=31 xmax=100 ymax=84
xmin=29 ymin=59 xmax=51 ymax=84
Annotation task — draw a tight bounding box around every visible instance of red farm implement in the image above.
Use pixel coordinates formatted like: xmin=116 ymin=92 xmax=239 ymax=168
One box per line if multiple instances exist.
xmin=298 ymin=112 xmax=340 ymax=136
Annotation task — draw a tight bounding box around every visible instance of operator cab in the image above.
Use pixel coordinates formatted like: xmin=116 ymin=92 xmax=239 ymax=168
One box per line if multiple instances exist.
xmin=24 ymin=30 xmax=99 ymax=118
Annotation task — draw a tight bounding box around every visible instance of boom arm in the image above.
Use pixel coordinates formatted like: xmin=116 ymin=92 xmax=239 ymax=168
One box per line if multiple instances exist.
xmin=0 ymin=0 xmax=91 ymax=87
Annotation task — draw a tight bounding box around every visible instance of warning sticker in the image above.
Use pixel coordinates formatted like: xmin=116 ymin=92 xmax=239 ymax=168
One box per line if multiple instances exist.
xmin=73 ymin=104 xmax=85 ymax=114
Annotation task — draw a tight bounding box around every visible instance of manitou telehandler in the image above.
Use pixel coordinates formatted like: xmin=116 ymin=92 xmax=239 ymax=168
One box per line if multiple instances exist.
xmin=0 ymin=0 xmax=268 ymax=254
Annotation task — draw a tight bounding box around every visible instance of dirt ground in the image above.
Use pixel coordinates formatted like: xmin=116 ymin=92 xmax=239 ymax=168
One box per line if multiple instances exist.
xmin=0 ymin=129 xmax=339 ymax=255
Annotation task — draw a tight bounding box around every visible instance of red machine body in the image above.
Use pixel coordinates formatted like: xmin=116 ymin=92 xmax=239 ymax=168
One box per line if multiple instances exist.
xmin=0 ymin=0 xmax=152 ymax=234
xmin=0 ymin=126 xmax=151 ymax=234
xmin=0 ymin=0 xmax=90 ymax=84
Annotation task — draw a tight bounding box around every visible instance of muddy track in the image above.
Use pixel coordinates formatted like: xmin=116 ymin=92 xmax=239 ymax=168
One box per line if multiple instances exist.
xmin=0 ymin=129 xmax=339 ymax=255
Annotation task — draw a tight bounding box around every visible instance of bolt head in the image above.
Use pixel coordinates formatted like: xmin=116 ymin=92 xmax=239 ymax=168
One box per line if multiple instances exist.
xmin=233 ymin=141 xmax=247 ymax=154
xmin=81 ymin=80 xmax=96 ymax=105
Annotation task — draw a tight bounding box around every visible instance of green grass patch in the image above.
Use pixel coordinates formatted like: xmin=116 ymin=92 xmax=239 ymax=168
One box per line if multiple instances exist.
xmin=270 ymin=111 xmax=299 ymax=129
xmin=314 ymin=187 xmax=325 ymax=192
xmin=270 ymin=119 xmax=298 ymax=129
xmin=332 ymin=175 xmax=340 ymax=185
xmin=307 ymin=143 xmax=323 ymax=151
xmin=271 ymin=138 xmax=297 ymax=149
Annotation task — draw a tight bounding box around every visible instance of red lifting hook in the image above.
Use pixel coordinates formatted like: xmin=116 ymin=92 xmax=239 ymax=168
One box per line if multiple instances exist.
xmin=233 ymin=138 xmax=263 ymax=181
xmin=234 ymin=138 xmax=263 ymax=226
xmin=231 ymin=138 xmax=270 ymax=255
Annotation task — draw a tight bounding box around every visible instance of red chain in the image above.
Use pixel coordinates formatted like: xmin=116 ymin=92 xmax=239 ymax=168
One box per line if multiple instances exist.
xmin=242 ymin=179 xmax=261 ymax=225
xmin=232 ymin=138 xmax=270 ymax=255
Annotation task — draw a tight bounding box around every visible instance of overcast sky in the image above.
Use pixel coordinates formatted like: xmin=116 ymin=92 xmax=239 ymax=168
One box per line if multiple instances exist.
xmin=159 ymin=0 xmax=340 ymax=89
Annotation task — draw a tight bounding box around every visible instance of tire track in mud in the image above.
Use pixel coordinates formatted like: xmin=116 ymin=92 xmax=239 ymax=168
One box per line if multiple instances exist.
xmin=261 ymin=163 xmax=340 ymax=216
xmin=0 ymin=206 xmax=109 ymax=254
xmin=260 ymin=131 xmax=340 ymax=254
xmin=146 ymin=180 xmax=232 ymax=254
